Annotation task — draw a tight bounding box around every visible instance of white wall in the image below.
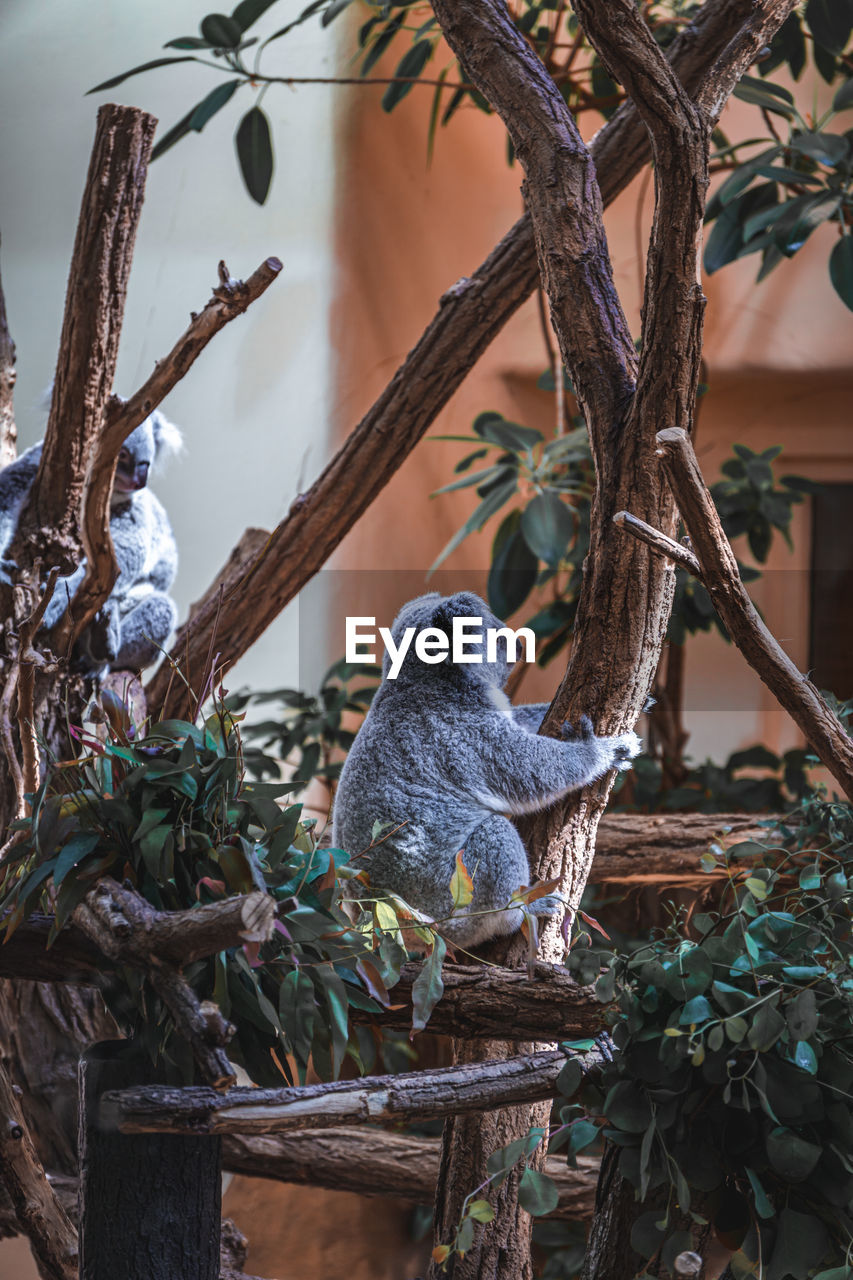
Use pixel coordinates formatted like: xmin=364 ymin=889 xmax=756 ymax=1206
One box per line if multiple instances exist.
xmin=0 ymin=0 xmax=342 ymax=698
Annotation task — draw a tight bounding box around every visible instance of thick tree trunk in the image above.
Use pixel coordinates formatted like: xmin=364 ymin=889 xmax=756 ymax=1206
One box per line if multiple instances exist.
xmin=78 ymin=1042 xmax=221 ymax=1280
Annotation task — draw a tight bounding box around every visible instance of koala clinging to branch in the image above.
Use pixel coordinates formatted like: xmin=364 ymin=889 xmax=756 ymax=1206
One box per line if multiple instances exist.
xmin=0 ymin=410 xmax=182 ymax=673
xmin=333 ymin=591 xmax=641 ymax=949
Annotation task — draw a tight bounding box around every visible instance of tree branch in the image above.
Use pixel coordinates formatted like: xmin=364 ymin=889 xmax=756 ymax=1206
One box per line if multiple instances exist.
xmin=52 ymin=258 xmax=282 ymax=656
xmin=654 ymin=427 xmax=853 ymax=800
xmin=613 ymin=511 xmax=702 ymax=578
xmin=145 ymin=0 xmax=770 ymax=719
xmin=0 ymin=1058 xmax=77 ymax=1280
xmin=0 ymin=233 xmax=17 ymax=467
xmin=9 ymin=105 xmax=156 ymax=578
xmin=221 ymin=1129 xmax=598 ymax=1221
xmin=71 ymin=878 xmax=275 ymax=969
xmin=104 ymin=1046 xmax=603 ymax=1137
xmin=72 ymin=878 xmax=258 ymax=1089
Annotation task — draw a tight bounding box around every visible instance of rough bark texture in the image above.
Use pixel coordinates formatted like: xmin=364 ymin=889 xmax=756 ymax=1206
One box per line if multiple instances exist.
xmin=0 ymin=981 xmax=117 ymax=1179
xmin=0 ymin=236 xmax=16 ymax=467
xmin=0 ymin=1057 xmax=77 ymax=1280
xmin=72 ymin=878 xmax=239 ymax=1089
xmin=424 ymin=0 xmax=793 ymax=1276
xmin=9 ymin=105 xmax=155 ymax=578
xmin=104 ymin=1046 xmax=602 ymax=1136
xmin=54 ymin=258 xmax=282 ymax=657
xmin=78 ymin=1042 xmax=221 ymax=1280
xmin=72 ymin=879 xmax=275 ymax=970
xmin=654 ymin=427 xmax=853 ymax=799
xmin=221 ymin=1129 xmax=598 ymax=1220
xmin=145 ymin=0 xmax=768 ymax=721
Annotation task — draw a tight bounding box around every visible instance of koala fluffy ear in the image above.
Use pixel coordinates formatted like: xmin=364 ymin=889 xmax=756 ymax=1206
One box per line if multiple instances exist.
xmin=429 ymin=599 xmax=455 ymax=641
xmin=150 ymin=411 xmax=184 ymax=468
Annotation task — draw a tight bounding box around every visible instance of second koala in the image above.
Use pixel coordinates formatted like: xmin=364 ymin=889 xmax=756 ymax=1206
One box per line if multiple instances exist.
xmin=332 ymin=590 xmax=641 ymax=948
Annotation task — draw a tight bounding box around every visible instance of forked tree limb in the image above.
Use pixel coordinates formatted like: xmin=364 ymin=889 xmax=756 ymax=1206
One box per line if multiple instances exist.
xmin=72 ymin=877 xmax=250 ymax=1089
xmin=612 ymin=511 xmax=702 ymax=579
xmin=145 ymin=0 xmax=778 ymax=720
xmin=0 ymin=1058 xmax=77 ymax=1280
xmin=104 ymin=1045 xmax=603 ymax=1136
xmin=424 ymin=1 xmax=794 ymax=1276
xmin=52 ymin=258 xmax=282 ymax=657
xmin=650 ymin=427 xmax=853 ymax=800
xmin=0 ymin=234 xmax=16 ymax=467
xmin=222 ymin=1129 xmax=598 ymax=1220
xmin=9 ymin=105 xmax=156 ymax=578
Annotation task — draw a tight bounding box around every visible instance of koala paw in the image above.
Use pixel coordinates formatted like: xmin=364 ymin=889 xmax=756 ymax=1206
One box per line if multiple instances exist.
xmin=611 ymin=730 xmax=643 ymax=772
xmin=562 ymin=714 xmax=595 ymax=742
xmin=85 ymin=605 xmax=121 ymax=664
xmin=527 ymin=890 xmax=568 ymax=919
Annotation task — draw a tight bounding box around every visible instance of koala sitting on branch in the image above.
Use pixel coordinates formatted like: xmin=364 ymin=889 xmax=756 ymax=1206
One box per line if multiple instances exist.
xmin=0 ymin=410 xmax=182 ymax=674
xmin=333 ymin=590 xmax=641 ymax=949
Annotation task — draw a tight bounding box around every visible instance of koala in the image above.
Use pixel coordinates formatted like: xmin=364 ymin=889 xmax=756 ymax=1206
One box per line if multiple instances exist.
xmin=0 ymin=410 xmax=182 ymax=673
xmin=332 ymin=591 xmax=642 ymax=949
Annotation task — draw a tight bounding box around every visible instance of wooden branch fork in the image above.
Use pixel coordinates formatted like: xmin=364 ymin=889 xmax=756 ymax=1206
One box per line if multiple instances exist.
xmin=615 ymin=427 xmax=853 ymax=801
xmin=72 ymin=878 xmax=275 ymax=1091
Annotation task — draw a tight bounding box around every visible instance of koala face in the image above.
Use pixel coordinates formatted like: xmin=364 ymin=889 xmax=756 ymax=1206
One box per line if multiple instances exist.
xmin=112 ymin=411 xmax=183 ymax=509
xmin=383 ymin=590 xmax=515 ymax=688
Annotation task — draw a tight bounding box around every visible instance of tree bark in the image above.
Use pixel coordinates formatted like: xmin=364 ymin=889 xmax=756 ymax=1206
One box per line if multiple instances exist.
xmin=0 ymin=1058 xmax=77 ymax=1280
xmin=9 ymin=105 xmax=155 ymax=578
xmin=78 ymin=1042 xmax=221 ymax=1280
xmin=103 ymin=1045 xmax=602 ymax=1136
xmin=424 ymin=1 xmax=793 ymax=1276
xmin=53 ymin=258 xmax=281 ymax=658
xmin=653 ymin=427 xmax=853 ymax=799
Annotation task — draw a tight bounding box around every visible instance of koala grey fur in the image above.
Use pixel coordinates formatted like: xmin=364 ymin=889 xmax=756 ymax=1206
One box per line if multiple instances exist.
xmin=332 ymin=591 xmax=642 ymax=949
xmin=0 ymin=411 xmax=182 ymax=673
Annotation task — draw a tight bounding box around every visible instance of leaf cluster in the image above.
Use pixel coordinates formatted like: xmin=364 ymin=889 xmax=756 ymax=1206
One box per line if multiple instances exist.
xmin=564 ymin=797 xmax=853 ymax=1279
xmin=0 ymin=693 xmax=404 ymax=1087
xmin=433 ymin=390 xmax=810 ymax=668
xmin=471 ymin=793 xmax=853 ymax=1279
xmin=236 ymin=658 xmax=380 ymax=788
xmin=706 ymin=63 xmax=853 ymax=311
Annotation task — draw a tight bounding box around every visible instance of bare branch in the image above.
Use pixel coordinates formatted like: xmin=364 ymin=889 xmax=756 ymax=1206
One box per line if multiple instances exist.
xmin=71 ymin=878 xmax=275 ymax=969
xmin=104 ymin=1045 xmax=603 ymax=1136
xmin=613 ymin=511 xmax=703 ymax=578
xmin=222 ymin=1129 xmax=598 ymax=1220
xmin=52 ymin=259 xmax=282 ymax=655
xmin=656 ymin=426 xmax=853 ymax=800
xmin=0 ymin=1058 xmax=77 ymax=1280
xmin=9 ymin=105 xmax=156 ymax=577
xmin=0 ymin=233 xmax=17 ymax=467
xmin=145 ymin=0 xmax=766 ymax=719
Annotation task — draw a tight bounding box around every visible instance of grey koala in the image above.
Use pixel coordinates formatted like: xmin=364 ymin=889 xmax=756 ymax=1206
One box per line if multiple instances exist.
xmin=0 ymin=411 xmax=182 ymax=673
xmin=332 ymin=591 xmax=642 ymax=949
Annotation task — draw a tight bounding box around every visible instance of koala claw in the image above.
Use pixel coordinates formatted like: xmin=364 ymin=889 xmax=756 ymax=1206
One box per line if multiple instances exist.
xmin=562 ymin=714 xmax=595 ymax=742
xmin=612 ymin=730 xmax=643 ymax=771
xmin=528 ymin=890 xmax=568 ymax=919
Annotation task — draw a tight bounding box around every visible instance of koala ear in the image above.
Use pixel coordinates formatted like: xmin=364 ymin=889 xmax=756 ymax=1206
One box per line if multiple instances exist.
xmin=429 ymin=599 xmax=455 ymax=641
xmin=149 ymin=411 xmax=183 ymax=468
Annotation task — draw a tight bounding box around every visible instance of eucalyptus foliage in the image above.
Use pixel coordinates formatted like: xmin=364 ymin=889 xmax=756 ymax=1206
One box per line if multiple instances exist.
xmin=237 ymin=658 xmax=380 ymax=788
xmin=87 ymin=0 xmax=853 ymax=309
xmin=431 ymin=384 xmax=813 ymax=667
xmin=444 ymin=792 xmax=853 ymax=1279
xmin=0 ymin=692 xmax=416 ymax=1086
